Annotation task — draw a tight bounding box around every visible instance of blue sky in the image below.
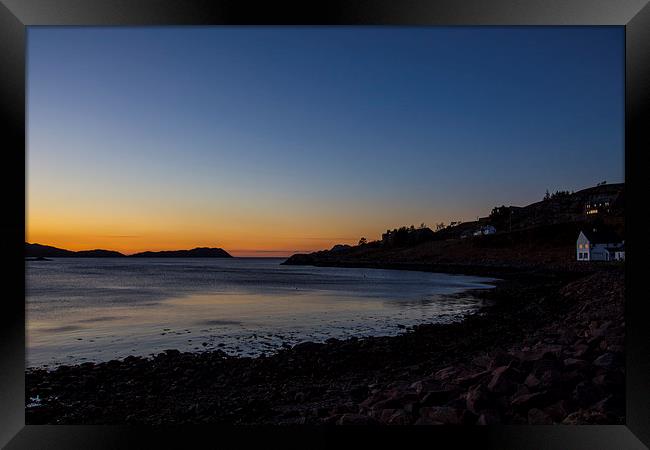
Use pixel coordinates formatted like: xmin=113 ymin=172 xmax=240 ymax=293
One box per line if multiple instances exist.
xmin=27 ymin=26 xmax=624 ymax=255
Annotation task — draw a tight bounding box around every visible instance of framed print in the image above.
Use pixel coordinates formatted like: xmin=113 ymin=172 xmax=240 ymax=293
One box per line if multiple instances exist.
xmin=1 ymin=0 xmax=648 ymax=448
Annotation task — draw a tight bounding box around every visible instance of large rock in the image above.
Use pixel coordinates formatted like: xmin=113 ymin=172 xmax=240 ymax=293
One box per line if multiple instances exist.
xmin=593 ymin=352 xmax=620 ymax=369
xmin=417 ymin=406 xmax=463 ymax=425
xmin=359 ymin=392 xmax=389 ymax=411
xmin=524 ymin=373 xmax=541 ymax=390
xmin=543 ymin=400 xmax=569 ymax=423
xmin=527 ymin=408 xmax=553 ymax=424
xmin=563 ymin=358 xmax=589 ymax=371
xmin=456 ymin=370 xmax=492 ymax=387
xmin=410 ymin=379 xmax=441 ymax=395
xmin=371 ymin=397 xmax=404 ymax=411
xmin=573 ymin=381 xmax=604 ymax=408
xmin=561 ymin=409 xmax=609 ymax=425
xmin=292 ymin=341 xmax=324 ymax=352
xmin=386 ymin=409 xmax=412 ymax=425
xmin=349 ymin=385 xmax=369 ymax=402
xmin=421 ymin=388 xmax=460 ymax=407
xmin=336 ymin=413 xmax=379 ymax=425
xmin=466 ymin=384 xmax=491 ymax=414
xmin=538 ymin=369 xmax=562 ymax=389
xmin=487 ymin=365 xmax=518 ymax=394
xmin=433 ymin=366 xmax=459 ymax=382
xmin=511 ymin=390 xmax=556 ymax=411
xmin=476 ymin=409 xmax=501 ymax=425
xmin=592 ymin=371 xmax=624 ymax=388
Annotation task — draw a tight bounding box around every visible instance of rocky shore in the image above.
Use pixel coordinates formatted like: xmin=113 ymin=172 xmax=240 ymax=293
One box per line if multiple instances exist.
xmin=26 ymin=265 xmax=624 ymax=425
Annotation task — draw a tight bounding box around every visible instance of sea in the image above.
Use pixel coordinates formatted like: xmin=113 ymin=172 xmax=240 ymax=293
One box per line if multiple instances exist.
xmin=26 ymin=258 xmax=496 ymax=368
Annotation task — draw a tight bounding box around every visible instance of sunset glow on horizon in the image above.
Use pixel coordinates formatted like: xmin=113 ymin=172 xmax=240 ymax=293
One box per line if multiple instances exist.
xmin=27 ymin=27 xmax=624 ymax=257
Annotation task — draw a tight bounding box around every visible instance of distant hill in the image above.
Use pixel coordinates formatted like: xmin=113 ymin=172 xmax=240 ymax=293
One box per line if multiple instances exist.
xmin=25 ymin=243 xmax=232 ymax=258
xmin=26 ymin=243 xmax=80 ymax=257
xmin=75 ymin=249 xmax=126 ymax=257
xmin=129 ymin=247 xmax=232 ymax=258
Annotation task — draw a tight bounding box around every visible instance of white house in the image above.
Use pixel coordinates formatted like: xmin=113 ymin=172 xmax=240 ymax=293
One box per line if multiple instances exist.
xmin=612 ymin=244 xmax=625 ymax=261
xmin=576 ymin=229 xmax=624 ymax=261
xmin=473 ymin=225 xmax=496 ymax=236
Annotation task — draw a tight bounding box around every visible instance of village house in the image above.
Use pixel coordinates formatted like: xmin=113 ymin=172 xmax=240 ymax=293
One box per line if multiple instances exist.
xmin=576 ymin=229 xmax=624 ymax=261
xmin=584 ymin=192 xmax=618 ymax=216
xmin=473 ymin=225 xmax=497 ymax=236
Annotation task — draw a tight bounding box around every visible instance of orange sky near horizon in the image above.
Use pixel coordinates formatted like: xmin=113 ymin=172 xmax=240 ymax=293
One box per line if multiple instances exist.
xmin=26 ymin=193 xmax=452 ymax=257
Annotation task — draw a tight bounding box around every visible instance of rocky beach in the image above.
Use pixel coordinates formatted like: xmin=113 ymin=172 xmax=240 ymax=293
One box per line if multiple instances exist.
xmin=26 ymin=262 xmax=624 ymax=425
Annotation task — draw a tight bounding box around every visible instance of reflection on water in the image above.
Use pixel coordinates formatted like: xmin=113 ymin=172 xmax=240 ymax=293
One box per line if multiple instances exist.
xmin=26 ymin=258 xmax=496 ymax=367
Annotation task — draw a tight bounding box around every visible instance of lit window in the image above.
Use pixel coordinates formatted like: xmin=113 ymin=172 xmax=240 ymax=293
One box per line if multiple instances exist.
xmin=585 ymin=243 xmax=589 ymax=249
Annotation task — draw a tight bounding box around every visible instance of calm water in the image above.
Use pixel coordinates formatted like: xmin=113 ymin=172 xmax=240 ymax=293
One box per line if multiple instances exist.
xmin=26 ymin=258 xmax=496 ymax=368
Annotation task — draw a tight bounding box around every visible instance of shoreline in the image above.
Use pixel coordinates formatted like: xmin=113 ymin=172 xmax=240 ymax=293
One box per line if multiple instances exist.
xmin=26 ymin=263 xmax=624 ymax=425
xmin=26 ymin=263 xmax=498 ymax=369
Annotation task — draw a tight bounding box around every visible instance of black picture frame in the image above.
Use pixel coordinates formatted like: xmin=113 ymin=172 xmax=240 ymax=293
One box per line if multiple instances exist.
xmin=1 ymin=1 xmax=648 ymax=448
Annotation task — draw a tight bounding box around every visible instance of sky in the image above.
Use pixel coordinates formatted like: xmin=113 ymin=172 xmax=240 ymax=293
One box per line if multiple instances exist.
xmin=27 ymin=26 xmax=624 ymax=257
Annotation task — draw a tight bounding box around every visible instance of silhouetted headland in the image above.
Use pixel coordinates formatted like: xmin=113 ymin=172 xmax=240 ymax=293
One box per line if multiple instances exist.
xmin=129 ymin=247 xmax=232 ymax=258
xmin=25 ymin=243 xmax=232 ymax=258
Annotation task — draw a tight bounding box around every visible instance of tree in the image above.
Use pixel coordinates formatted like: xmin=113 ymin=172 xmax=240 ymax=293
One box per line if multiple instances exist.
xmin=358 ymin=237 xmax=367 ymax=246
xmin=550 ymin=190 xmax=570 ymax=200
xmin=435 ymin=222 xmax=445 ymax=231
xmin=544 ymin=190 xmax=551 ymax=201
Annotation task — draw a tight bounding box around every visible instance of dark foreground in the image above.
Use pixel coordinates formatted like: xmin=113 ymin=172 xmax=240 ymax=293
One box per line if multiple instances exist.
xmin=26 ymin=265 xmax=624 ymax=425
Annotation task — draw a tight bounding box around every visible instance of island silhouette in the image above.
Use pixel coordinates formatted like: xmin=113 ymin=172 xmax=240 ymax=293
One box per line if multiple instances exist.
xmin=25 ymin=243 xmax=232 ymax=258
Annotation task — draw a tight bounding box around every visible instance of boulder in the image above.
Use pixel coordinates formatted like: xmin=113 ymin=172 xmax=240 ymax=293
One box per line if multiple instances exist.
xmin=527 ymin=408 xmax=553 ymax=424
xmin=524 ymin=373 xmax=541 ymax=390
xmin=571 ymin=344 xmax=590 ymax=359
xmin=336 ymin=413 xmax=379 ymax=425
xmin=421 ymin=388 xmax=461 ymax=407
xmin=349 ymin=385 xmax=369 ymax=402
xmin=538 ymin=369 xmax=562 ymax=389
xmin=433 ymin=366 xmax=458 ymax=382
xmin=487 ymin=366 xmax=517 ymax=394
xmin=410 ymin=379 xmax=441 ymax=395
xmin=292 ymin=341 xmax=324 ymax=352
xmin=378 ymin=408 xmax=399 ymax=423
xmin=476 ymin=409 xmax=500 ymax=425
xmin=371 ymin=397 xmax=404 ymax=411
xmin=418 ymin=406 xmax=463 ymax=425
xmin=561 ymin=409 xmax=609 ymax=425
xmin=511 ymin=391 xmax=555 ymax=411
xmin=543 ymin=400 xmax=568 ymax=423
xmin=466 ymin=384 xmax=491 ymax=414
xmin=456 ymin=370 xmax=492 ymax=387
xmin=563 ymin=358 xmax=589 ymax=371
xmin=592 ymin=371 xmax=624 ymax=388
xmin=593 ymin=352 xmax=620 ymax=369
xmin=386 ymin=409 xmax=412 ymax=425
xmin=573 ymin=381 xmax=603 ymax=408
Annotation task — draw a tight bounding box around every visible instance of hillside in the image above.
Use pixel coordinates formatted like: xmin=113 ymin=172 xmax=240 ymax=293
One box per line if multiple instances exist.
xmin=284 ymin=183 xmax=624 ymax=270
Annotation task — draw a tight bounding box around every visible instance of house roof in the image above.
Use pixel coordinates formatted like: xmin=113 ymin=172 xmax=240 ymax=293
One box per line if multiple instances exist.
xmin=581 ymin=228 xmax=622 ymax=244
